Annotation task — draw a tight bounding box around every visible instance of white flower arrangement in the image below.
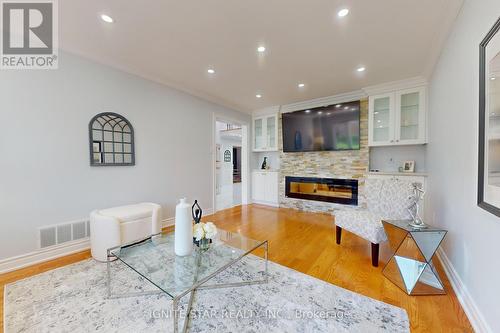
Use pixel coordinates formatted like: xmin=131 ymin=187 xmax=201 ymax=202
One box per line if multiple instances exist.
xmin=193 ymin=222 xmax=218 ymax=241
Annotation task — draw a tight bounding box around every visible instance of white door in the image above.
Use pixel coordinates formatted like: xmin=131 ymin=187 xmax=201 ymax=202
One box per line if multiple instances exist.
xmin=253 ymin=117 xmax=266 ymax=151
xmin=395 ymin=87 xmax=426 ymax=145
xmin=252 ymin=172 xmax=265 ymax=201
xmin=265 ymin=114 xmax=278 ymax=151
xmin=369 ymin=93 xmax=395 ymax=146
xmin=216 ymin=144 xmax=234 ymax=210
xmin=264 ymin=172 xmax=279 ymax=203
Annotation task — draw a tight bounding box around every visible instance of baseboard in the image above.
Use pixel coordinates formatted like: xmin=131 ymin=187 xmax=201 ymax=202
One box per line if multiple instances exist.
xmin=0 ymin=214 xmax=198 ymax=275
xmin=437 ymin=248 xmax=492 ymax=333
xmin=0 ymin=238 xmax=91 ymax=275
xmin=161 ymin=216 xmax=175 ymax=228
xmin=251 ymin=200 xmax=279 ymax=208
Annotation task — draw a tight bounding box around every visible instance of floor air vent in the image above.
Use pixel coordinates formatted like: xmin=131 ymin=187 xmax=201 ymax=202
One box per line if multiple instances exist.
xmin=39 ymin=220 xmax=90 ymax=249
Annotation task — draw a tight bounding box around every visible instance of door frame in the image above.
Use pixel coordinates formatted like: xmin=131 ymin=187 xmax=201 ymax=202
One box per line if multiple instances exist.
xmin=212 ymin=114 xmax=249 ymax=213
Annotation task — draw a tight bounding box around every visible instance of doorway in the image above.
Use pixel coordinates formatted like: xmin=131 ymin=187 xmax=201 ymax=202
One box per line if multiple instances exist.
xmin=214 ymin=118 xmax=248 ymax=212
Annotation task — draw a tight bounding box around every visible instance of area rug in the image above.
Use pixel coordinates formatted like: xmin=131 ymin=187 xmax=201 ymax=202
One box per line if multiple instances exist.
xmin=4 ymin=256 xmax=409 ymax=332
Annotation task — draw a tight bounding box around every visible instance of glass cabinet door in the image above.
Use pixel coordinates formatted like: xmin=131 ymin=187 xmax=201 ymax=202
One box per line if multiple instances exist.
xmin=254 ymin=118 xmax=265 ymax=150
xmin=266 ymin=115 xmax=276 ymax=149
xmin=399 ymin=91 xmax=420 ymax=141
xmin=396 ymin=87 xmax=425 ymax=144
xmin=371 ymin=95 xmax=393 ymax=144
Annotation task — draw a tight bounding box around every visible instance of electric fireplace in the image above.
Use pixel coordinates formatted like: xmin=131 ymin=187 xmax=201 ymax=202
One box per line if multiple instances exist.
xmin=285 ymin=176 xmax=358 ymax=206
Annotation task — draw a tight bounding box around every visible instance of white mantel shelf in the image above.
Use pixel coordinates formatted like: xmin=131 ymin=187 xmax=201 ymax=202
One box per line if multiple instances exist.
xmin=368 ymin=171 xmax=428 ymax=177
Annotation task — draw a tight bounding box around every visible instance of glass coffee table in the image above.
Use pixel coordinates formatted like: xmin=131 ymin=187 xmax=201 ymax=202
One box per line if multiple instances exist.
xmin=106 ymin=228 xmax=269 ymax=333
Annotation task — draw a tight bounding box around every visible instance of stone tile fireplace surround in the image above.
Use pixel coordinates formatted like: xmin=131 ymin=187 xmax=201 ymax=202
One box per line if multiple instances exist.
xmin=278 ymin=99 xmax=369 ymax=213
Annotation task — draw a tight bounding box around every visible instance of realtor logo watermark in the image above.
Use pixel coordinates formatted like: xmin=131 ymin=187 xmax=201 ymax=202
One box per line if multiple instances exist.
xmin=1 ymin=0 xmax=58 ymax=69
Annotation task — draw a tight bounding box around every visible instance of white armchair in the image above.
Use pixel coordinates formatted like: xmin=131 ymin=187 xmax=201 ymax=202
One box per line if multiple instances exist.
xmin=334 ymin=178 xmax=415 ymax=266
xmin=89 ymin=202 xmax=162 ymax=262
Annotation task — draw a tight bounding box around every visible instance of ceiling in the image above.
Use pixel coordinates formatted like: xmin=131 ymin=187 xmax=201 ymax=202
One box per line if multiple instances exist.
xmin=59 ymin=0 xmax=463 ymax=113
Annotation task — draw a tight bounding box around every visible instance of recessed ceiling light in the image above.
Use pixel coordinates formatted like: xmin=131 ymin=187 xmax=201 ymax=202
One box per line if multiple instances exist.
xmin=298 ymin=83 xmax=305 ymax=88
xmin=207 ymin=69 xmax=215 ymax=74
xmin=338 ymin=8 xmax=349 ymax=17
xmin=377 ymin=120 xmax=381 ymax=123
xmin=100 ymin=14 xmax=114 ymax=23
xmin=318 ymin=111 xmax=323 ymax=115
xmin=344 ymin=106 xmax=349 ymax=110
xmin=305 ymin=110 xmax=311 ymax=113
xmin=357 ymin=67 xmax=366 ymax=72
xmin=336 ymin=104 xmax=342 ymax=108
xmin=492 ymin=77 xmax=497 ymax=80
xmin=374 ymin=111 xmax=379 ymax=114
xmin=256 ymin=94 xmax=262 ymax=98
xmin=257 ymin=46 xmax=266 ymax=53
xmin=326 ymin=112 xmax=331 ymax=115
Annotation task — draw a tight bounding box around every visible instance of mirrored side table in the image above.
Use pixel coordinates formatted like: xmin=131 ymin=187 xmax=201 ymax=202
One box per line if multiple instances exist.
xmin=382 ymin=220 xmax=447 ymax=295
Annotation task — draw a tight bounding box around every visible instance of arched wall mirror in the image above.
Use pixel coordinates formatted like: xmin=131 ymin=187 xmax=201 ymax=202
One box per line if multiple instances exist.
xmin=89 ymin=112 xmax=135 ymax=166
xmin=479 ymin=17 xmax=500 ymax=216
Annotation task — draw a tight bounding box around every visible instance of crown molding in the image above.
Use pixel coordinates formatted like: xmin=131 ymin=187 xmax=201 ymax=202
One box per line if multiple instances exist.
xmin=252 ymin=106 xmax=282 ymax=116
xmin=252 ymin=76 xmax=429 ymax=116
xmin=362 ymin=76 xmax=428 ymax=96
xmin=280 ymin=90 xmax=366 ymax=113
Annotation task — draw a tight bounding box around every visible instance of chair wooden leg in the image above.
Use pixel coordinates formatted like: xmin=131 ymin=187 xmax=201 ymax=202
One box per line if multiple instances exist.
xmin=335 ymin=226 xmax=342 ymax=244
xmin=371 ymin=243 xmax=379 ymax=267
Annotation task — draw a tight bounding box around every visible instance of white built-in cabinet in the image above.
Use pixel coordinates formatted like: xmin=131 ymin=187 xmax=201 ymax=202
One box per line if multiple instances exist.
xmin=253 ymin=114 xmax=279 ymax=151
xmin=252 ymin=171 xmax=279 ymax=206
xmin=367 ymin=173 xmax=427 ymax=218
xmin=368 ymin=86 xmax=427 ymax=146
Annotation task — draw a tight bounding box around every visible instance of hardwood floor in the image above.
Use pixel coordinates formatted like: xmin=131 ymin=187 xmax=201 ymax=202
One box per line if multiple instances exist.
xmin=0 ymin=205 xmax=472 ymax=332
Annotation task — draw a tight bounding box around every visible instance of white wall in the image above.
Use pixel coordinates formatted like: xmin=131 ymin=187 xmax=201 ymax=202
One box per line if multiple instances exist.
xmin=0 ymin=52 xmax=250 ymax=261
xmin=369 ymin=145 xmax=426 ymax=173
xmin=426 ymin=1 xmax=500 ymax=331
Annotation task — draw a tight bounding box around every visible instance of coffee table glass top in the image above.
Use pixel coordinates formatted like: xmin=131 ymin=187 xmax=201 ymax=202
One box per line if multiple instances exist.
xmin=110 ymin=228 xmax=266 ymax=299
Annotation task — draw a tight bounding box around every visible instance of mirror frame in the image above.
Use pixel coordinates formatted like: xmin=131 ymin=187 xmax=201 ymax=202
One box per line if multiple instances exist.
xmin=478 ymin=17 xmax=500 ymax=217
xmin=88 ymin=112 xmax=135 ymax=167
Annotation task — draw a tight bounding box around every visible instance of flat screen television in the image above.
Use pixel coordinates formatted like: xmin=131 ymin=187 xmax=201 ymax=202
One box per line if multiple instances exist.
xmin=282 ymin=100 xmax=360 ymax=152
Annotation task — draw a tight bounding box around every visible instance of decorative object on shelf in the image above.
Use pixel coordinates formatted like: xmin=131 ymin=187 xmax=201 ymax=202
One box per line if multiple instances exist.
xmin=88 ymin=112 xmax=135 ymax=166
xmin=261 ymin=157 xmax=268 ymax=170
xmin=193 ymin=222 xmax=217 ymax=251
xmin=398 ymin=166 xmax=404 ymax=172
xmin=402 ymin=160 xmax=415 ymax=173
xmin=174 ymin=198 xmax=193 ymax=256
xmin=407 ymin=183 xmax=426 ymax=229
xmin=382 ymin=219 xmax=447 ymax=295
xmin=224 ymin=150 xmax=231 ymax=162
xmin=478 ymin=17 xmax=500 ymax=218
